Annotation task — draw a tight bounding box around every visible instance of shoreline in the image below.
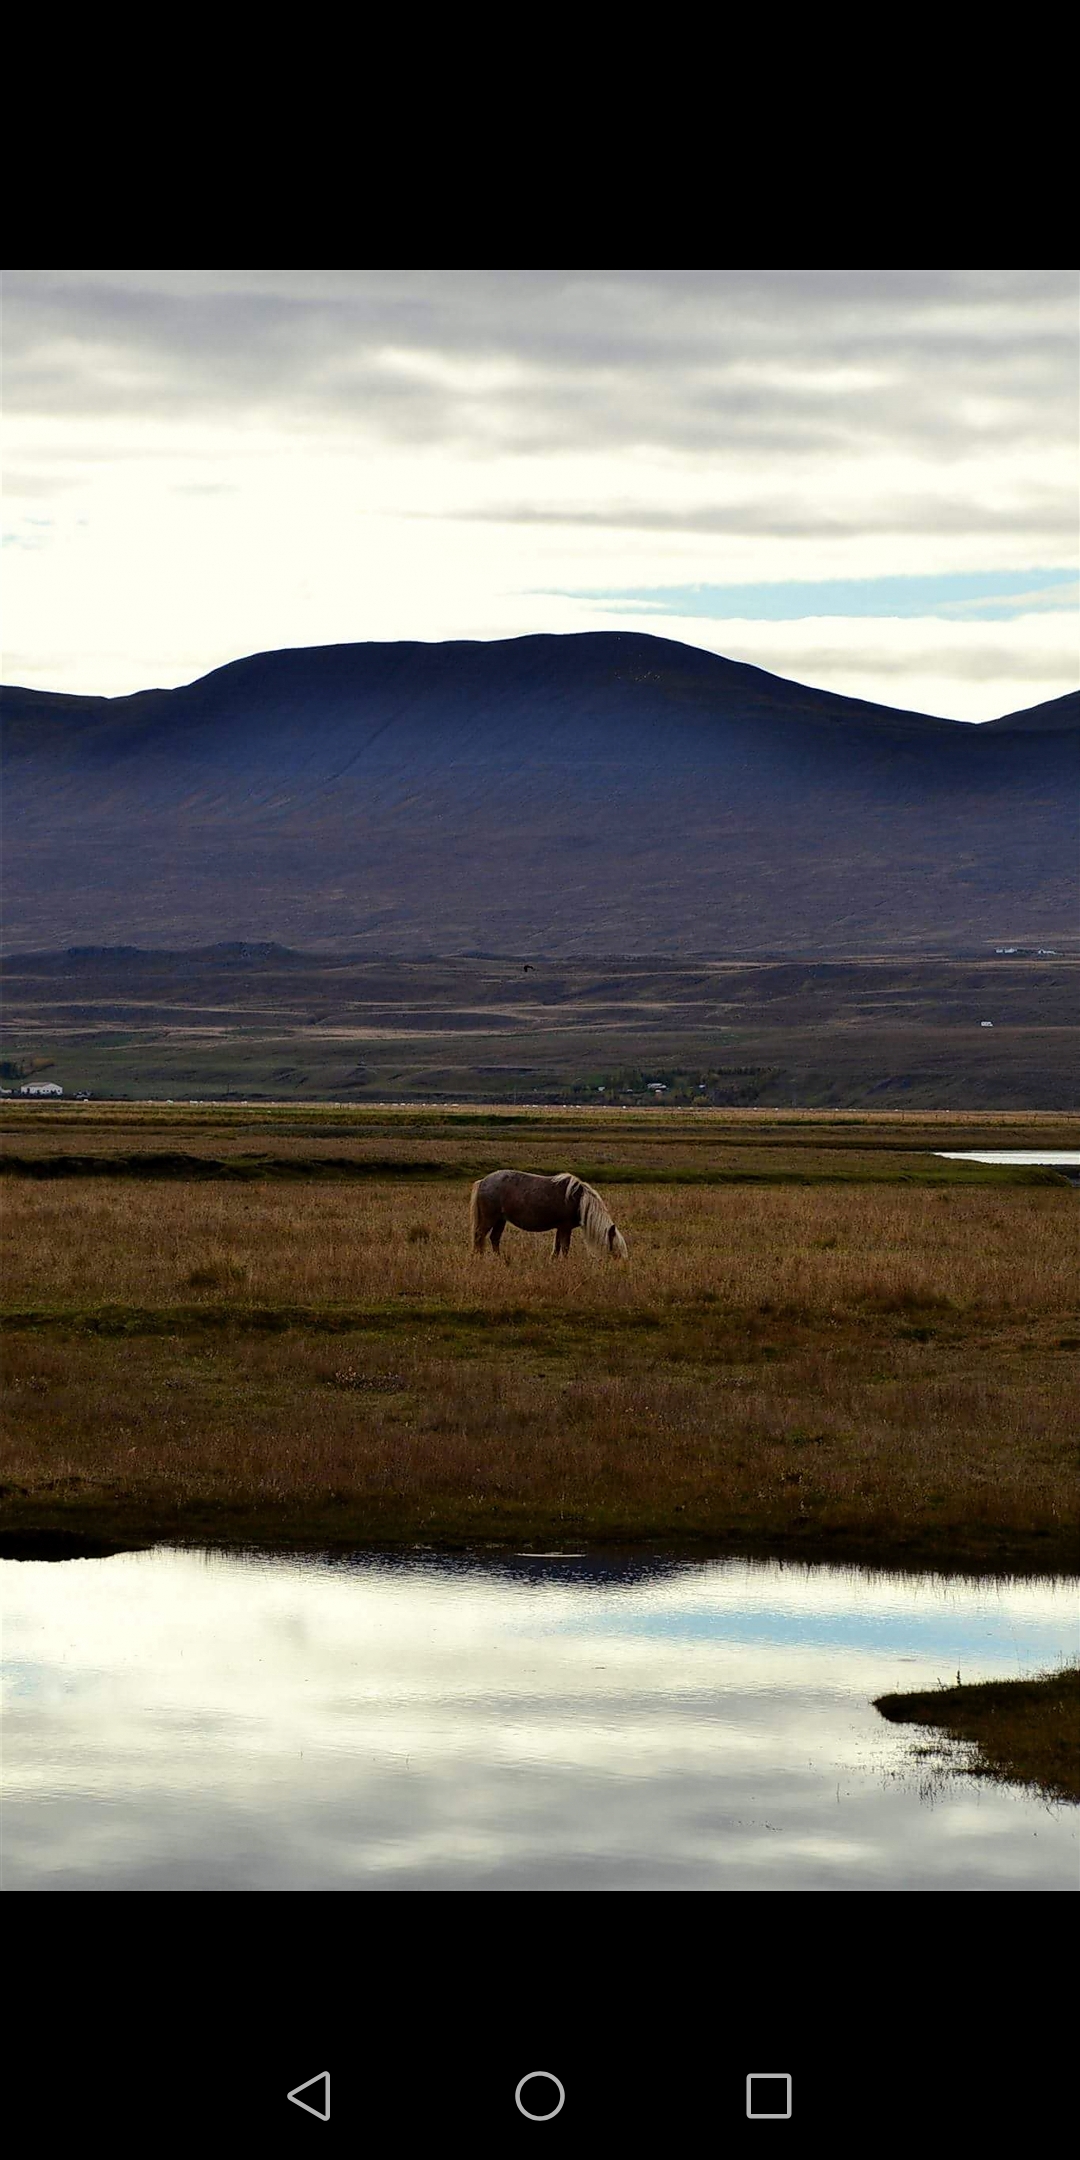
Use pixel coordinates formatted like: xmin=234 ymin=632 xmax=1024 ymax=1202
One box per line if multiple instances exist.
xmin=2 ymin=1507 xmax=1075 ymax=1579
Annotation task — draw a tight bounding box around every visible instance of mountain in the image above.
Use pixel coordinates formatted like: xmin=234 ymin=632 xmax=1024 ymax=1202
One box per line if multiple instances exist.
xmin=981 ymin=689 xmax=1080 ymax=733
xmin=2 ymin=633 xmax=1076 ymax=955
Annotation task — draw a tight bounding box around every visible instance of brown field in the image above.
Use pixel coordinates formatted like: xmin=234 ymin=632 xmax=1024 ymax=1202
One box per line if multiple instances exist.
xmin=1 ymin=1174 xmax=1075 ymax=1312
xmin=2 ymin=1117 xmax=1077 ymax=1567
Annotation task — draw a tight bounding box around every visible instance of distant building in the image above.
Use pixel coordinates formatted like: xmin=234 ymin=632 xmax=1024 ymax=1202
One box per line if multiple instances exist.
xmin=980 ymin=1021 xmax=994 ymax=1028
xmin=994 ymin=947 xmax=1018 ymax=954
xmin=647 ymin=1082 xmax=668 ymax=1093
xmin=19 ymin=1081 xmax=63 ymax=1096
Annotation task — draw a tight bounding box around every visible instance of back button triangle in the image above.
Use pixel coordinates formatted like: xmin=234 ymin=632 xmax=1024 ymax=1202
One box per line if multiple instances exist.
xmin=287 ymin=2072 xmax=330 ymax=2121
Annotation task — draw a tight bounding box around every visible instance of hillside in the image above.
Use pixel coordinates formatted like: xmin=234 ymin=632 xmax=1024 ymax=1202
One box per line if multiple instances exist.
xmin=2 ymin=634 xmax=1077 ymax=956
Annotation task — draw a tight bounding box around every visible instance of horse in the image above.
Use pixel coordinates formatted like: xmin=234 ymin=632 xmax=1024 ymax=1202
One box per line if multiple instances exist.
xmin=470 ymin=1169 xmax=628 ymax=1260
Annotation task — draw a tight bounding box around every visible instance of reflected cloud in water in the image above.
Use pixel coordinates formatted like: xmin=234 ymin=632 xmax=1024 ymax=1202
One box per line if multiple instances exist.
xmin=2 ymin=1549 xmax=1075 ymax=1891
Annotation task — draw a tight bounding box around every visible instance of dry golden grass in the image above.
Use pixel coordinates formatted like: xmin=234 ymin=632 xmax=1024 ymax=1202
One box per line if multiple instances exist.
xmin=7 ymin=1103 xmax=1077 ymax=1125
xmin=2 ymin=1168 xmax=1077 ymax=1563
xmin=1 ymin=1176 xmax=1074 ymax=1318
xmin=2 ymin=1322 xmax=1074 ymax=1550
xmin=1 ymin=1133 xmax=978 ymax=1173
xmin=4 ymin=1102 xmax=1078 ymax=1167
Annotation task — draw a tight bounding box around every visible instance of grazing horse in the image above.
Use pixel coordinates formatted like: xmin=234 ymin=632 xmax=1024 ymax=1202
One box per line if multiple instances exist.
xmin=470 ymin=1170 xmax=628 ymax=1260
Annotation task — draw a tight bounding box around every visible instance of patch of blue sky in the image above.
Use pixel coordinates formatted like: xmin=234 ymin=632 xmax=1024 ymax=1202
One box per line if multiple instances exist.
xmin=0 ymin=1659 xmax=84 ymax=1697
xmin=565 ymin=569 xmax=1079 ymax=622
xmin=549 ymin=1607 xmax=1074 ymax=1662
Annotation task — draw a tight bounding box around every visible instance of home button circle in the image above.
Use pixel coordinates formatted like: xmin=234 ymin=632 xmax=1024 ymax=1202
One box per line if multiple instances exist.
xmin=515 ymin=2073 xmax=566 ymax=2121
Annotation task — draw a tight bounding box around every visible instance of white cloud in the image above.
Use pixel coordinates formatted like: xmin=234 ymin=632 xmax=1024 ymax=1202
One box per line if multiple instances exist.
xmin=2 ymin=269 xmax=1076 ymax=713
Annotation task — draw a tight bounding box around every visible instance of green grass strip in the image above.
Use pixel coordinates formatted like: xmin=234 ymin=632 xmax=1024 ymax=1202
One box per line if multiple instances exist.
xmin=0 ymin=1151 xmax=1066 ymax=1187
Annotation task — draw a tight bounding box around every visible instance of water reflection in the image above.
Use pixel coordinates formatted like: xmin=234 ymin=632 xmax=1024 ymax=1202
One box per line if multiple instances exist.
xmin=2 ymin=1550 xmax=1075 ymax=1891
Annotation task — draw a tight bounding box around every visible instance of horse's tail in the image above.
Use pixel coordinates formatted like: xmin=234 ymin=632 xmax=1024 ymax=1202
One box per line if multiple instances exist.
xmin=469 ymin=1178 xmax=489 ymax=1248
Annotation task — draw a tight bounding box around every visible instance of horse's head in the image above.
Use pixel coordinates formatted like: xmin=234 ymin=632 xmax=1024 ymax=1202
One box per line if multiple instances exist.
xmin=608 ymin=1225 xmax=629 ymax=1260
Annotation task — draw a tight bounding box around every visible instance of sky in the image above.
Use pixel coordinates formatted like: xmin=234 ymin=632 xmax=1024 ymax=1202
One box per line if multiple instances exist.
xmin=3 ymin=267 xmax=1077 ymax=720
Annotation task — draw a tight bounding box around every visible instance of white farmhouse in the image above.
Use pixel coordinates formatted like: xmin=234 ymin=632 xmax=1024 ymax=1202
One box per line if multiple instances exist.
xmin=19 ymin=1081 xmax=63 ymax=1096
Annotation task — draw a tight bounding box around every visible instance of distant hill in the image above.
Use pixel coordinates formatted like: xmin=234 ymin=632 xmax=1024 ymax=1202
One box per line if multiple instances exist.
xmin=2 ymin=633 xmax=1076 ymax=955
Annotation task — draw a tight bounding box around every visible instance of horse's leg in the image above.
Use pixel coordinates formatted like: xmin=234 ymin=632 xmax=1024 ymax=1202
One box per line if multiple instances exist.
xmin=490 ymin=1219 xmax=506 ymax=1259
xmin=552 ymin=1226 xmax=571 ymax=1257
xmin=473 ymin=1191 xmax=497 ymax=1254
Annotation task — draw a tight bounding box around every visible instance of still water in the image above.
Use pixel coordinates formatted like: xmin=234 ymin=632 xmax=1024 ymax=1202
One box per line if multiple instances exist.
xmin=2 ymin=1550 xmax=1076 ymax=1892
xmin=934 ymin=1150 xmax=1080 ymax=1165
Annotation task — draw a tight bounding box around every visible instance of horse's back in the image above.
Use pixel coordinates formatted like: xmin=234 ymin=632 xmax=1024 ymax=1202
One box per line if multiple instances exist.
xmin=480 ymin=1168 xmax=562 ymax=1202
xmin=480 ymin=1168 xmax=575 ymax=1230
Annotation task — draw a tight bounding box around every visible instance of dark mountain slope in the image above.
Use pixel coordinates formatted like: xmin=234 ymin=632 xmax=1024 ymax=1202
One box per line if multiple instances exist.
xmin=981 ymin=688 xmax=1080 ymax=733
xmin=2 ymin=633 xmax=1076 ymax=955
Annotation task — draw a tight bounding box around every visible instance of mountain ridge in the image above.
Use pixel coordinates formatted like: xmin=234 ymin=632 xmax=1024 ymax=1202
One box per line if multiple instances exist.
xmin=7 ymin=629 xmax=1076 ymax=733
xmin=2 ymin=633 xmax=1076 ymax=958
xmin=980 ymin=687 xmax=1080 ymax=733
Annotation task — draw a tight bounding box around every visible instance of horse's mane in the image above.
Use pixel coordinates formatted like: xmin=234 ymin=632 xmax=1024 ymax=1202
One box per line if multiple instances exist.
xmin=555 ymin=1173 xmax=628 ymax=1258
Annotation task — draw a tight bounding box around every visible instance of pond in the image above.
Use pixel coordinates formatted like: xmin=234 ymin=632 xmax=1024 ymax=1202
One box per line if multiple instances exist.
xmin=3 ymin=1549 xmax=1075 ymax=1892
xmin=934 ymin=1150 xmax=1080 ymax=1165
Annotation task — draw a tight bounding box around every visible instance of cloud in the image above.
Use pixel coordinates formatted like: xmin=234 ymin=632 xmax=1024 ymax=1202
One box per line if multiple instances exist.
xmin=439 ymin=490 xmax=1078 ymax=540
xmin=744 ymin=642 xmax=1073 ymax=683
xmin=5 ymin=269 xmax=1076 ymax=462
xmin=3 ymin=270 xmax=1075 ymax=714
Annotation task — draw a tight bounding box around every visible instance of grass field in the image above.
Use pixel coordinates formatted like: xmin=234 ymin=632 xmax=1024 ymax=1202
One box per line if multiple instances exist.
xmin=875 ymin=1667 xmax=1080 ymax=1803
xmin=2 ymin=1104 xmax=1077 ymax=1568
